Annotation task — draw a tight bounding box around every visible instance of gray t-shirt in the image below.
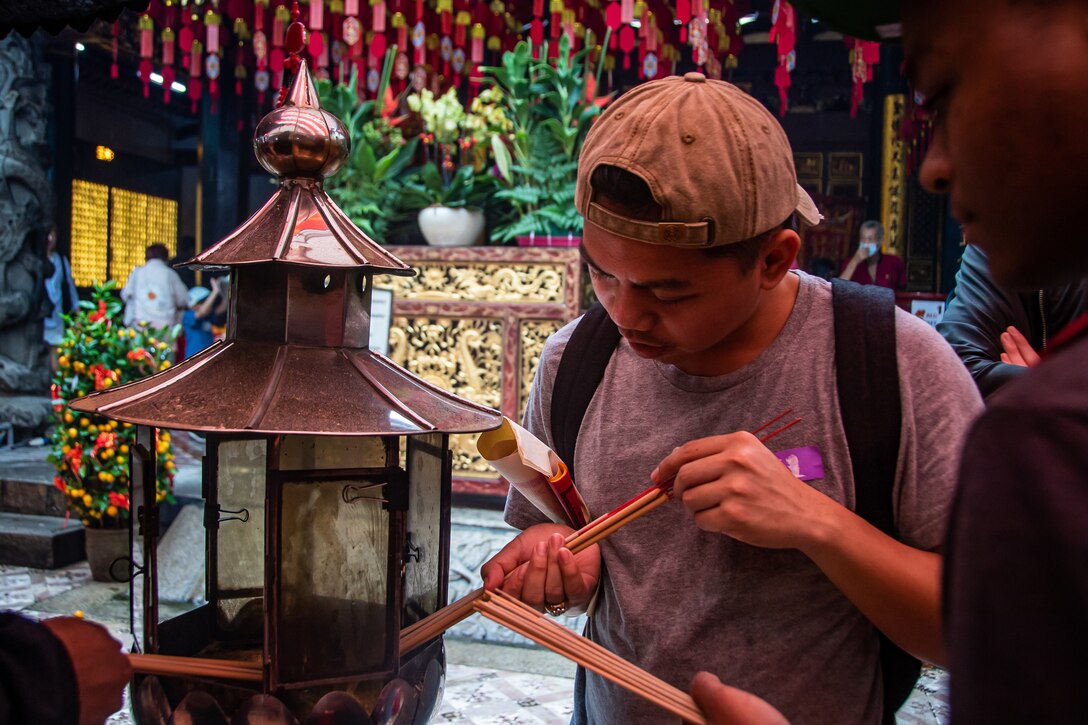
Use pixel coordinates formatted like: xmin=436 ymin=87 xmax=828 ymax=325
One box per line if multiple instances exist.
xmin=505 ymin=272 xmax=982 ymax=724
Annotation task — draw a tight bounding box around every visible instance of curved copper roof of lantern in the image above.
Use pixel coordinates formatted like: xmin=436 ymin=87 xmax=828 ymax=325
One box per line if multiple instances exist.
xmin=68 ymin=340 xmax=502 ymax=435
xmin=187 ymin=180 xmax=415 ymax=274
xmin=187 ymin=58 xmax=414 ymax=276
xmin=69 ymin=60 xmax=501 ymax=435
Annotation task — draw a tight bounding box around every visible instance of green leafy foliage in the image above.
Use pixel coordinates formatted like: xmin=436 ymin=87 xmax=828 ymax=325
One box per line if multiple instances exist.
xmin=48 ymin=282 xmax=177 ymax=528
xmin=482 ymin=33 xmax=611 ymax=243
xmin=316 ymin=65 xmax=419 ymax=243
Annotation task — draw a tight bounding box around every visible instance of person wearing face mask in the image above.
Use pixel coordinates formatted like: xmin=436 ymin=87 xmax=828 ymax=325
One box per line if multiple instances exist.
xmin=838 ymin=220 xmax=908 ymax=290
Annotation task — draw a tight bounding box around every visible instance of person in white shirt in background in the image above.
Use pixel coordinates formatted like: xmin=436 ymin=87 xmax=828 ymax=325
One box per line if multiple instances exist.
xmin=121 ymin=242 xmax=188 ymax=331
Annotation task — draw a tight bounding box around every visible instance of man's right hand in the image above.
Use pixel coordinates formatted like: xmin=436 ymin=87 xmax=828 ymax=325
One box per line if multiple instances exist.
xmin=481 ymin=524 xmax=601 ymax=615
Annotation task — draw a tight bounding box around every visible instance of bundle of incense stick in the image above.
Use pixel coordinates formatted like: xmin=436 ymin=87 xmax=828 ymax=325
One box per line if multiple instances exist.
xmin=129 ymin=653 xmax=262 ymax=682
xmin=476 ymin=590 xmax=707 ymax=724
xmin=401 ymin=409 xmax=802 ymax=654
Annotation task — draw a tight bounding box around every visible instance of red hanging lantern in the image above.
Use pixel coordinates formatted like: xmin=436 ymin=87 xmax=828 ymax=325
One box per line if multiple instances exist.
xmin=372 ymin=0 xmax=386 ymax=32
xmin=111 ymin=20 xmax=120 ymax=78
xmin=438 ymin=0 xmax=452 ymax=35
xmin=675 ymin=0 xmax=690 ymax=43
xmin=254 ymin=0 xmax=268 ymax=33
xmin=138 ymin=14 xmax=154 ymax=97
xmin=470 ymin=21 xmax=484 ymax=63
xmin=205 ymin=9 xmax=221 ymax=54
xmin=769 ymin=0 xmax=796 ymax=117
xmin=618 ymin=23 xmax=634 ymax=70
xmin=605 ymin=2 xmax=621 ymax=50
xmin=391 ymin=11 xmax=407 ymax=58
xmin=454 ymin=9 xmax=469 ymax=46
xmin=846 ymin=37 xmax=881 ymax=118
xmin=273 ymin=4 xmax=291 ymax=46
xmin=311 ymin=0 xmax=325 ymax=30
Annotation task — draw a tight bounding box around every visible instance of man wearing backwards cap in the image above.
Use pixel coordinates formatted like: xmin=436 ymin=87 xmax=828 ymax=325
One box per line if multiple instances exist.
xmin=483 ymin=71 xmax=981 ymax=723
xmin=692 ymin=0 xmax=1088 ymax=722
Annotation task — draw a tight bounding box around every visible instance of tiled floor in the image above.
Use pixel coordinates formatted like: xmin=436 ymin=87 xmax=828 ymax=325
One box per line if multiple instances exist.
xmin=3 ymin=561 xmax=948 ymax=724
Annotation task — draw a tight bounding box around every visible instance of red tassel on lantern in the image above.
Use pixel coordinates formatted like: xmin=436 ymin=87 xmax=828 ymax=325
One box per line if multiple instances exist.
xmin=189 ymin=78 xmax=202 ymax=114
xmin=139 ymin=14 xmax=154 ymax=58
xmin=392 ymin=12 xmax=407 ymax=53
xmin=311 ymin=30 xmax=329 ymax=71
xmin=111 ymin=21 xmax=119 ymax=78
xmin=550 ymin=0 xmax=562 ymax=39
xmin=190 ymin=39 xmax=203 ymax=79
xmin=372 ymin=0 xmax=386 ymax=32
xmin=676 ymin=0 xmax=690 ymax=43
xmin=235 ymin=48 xmax=247 ymax=97
xmin=605 ymin=3 xmax=621 ymax=49
xmin=454 ymin=10 xmax=469 ymax=46
xmin=441 ymin=11 xmax=452 ymax=35
xmin=618 ymin=24 xmax=634 ymax=69
xmin=138 ymin=14 xmax=153 ymax=97
xmin=470 ymin=22 xmax=484 ymax=63
xmin=769 ymin=0 xmax=796 ymax=117
xmin=205 ymin=11 xmax=221 ymax=54
xmin=255 ymin=0 xmax=268 ymax=32
xmin=162 ymin=65 xmax=175 ymax=104
xmin=273 ymin=5 xmax=290 ymax=47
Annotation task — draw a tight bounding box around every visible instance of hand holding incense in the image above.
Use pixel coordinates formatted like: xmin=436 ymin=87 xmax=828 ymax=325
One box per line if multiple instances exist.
xmin=401 ymin=410 xmax=801 ymax=655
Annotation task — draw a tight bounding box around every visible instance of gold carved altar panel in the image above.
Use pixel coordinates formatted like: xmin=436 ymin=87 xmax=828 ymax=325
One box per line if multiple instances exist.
xmin=378 ymin=246 xmax=583 ymax=497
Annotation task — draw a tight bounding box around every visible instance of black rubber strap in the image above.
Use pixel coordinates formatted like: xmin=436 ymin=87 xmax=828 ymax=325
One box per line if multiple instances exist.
xmin=550 ymin=303 xmax=621 ymax=483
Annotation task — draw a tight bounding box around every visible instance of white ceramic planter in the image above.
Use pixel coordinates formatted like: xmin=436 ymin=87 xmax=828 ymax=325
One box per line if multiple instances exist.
xmin=417 ymin=206 xmax=486 ymax=247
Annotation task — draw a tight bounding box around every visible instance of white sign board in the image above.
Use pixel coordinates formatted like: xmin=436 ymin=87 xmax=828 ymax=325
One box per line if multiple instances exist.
xmin=369 ymin=287 xmax=394 ymax=355
xmin=910 ymin=299 xmax=945 ymax=328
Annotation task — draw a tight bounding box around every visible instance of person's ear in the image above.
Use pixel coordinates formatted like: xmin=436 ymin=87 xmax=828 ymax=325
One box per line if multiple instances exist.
xmin=758 ymin=228 xmax=801 ymax=289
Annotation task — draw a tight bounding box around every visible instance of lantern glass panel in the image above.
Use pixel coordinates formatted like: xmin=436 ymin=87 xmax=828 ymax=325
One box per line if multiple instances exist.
xmin=278 ymin=435 xmax=387 ymax=470
xmin=215 ymin=438 xmax=267 ymax=639
xmin=277 ymin=478 xmax=392 ymax=682
xmin=403 ymin=433 xmax=447 ymax=626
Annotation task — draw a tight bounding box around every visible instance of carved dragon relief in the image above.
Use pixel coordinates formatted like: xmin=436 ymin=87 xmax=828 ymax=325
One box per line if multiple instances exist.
xmin=0 ymin=34 xmax=53 ymax=430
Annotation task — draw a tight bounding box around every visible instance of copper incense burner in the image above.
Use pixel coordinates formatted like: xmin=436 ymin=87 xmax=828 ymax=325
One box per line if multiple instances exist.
xmin=70 ymin=59 xmax=502 ymax=724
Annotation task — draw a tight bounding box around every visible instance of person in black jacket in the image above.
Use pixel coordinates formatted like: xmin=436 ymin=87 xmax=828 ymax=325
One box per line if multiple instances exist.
xmin=0 ymin=612 xmax=131 ymax=724
xmin=938 ymin=244 xmax=1088 ymax=398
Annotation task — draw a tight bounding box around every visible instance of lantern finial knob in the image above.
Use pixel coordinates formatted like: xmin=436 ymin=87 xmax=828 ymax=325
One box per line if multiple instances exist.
xmin=253 ymin=58 xmax=350 ymax=180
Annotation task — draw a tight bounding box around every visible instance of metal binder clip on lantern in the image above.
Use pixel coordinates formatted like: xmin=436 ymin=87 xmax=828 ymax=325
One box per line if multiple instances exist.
xmin=478 ymin=417 xmax=591 ymax=528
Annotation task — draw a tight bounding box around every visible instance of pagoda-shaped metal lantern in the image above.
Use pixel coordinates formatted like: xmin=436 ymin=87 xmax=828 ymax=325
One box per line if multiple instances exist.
xmin=70 ymin=59 xmax=502 ymax=723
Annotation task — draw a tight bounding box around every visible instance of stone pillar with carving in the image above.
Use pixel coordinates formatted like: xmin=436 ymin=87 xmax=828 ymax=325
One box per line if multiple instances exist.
xmin=0 ymin=33 xmax=53 ymax=433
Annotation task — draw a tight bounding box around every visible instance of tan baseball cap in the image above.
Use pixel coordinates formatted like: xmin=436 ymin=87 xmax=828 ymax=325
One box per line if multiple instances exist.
xmin=576 ymin=72 xmax=822 ymax=248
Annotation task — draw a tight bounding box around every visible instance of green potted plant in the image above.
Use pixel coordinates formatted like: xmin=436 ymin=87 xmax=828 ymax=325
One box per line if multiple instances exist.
xmin=483 ymin=33 xmax=612 ymax=245
xmin=402 ymin=87 xmax=511 ymax=246
xmin=49 ymin=281 xmax=177 ymax=581
xmin=316 ymin=57 xmax=420 ymax=244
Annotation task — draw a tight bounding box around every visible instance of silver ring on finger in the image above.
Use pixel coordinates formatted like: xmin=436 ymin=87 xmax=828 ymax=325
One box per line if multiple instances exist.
xmin=544 ymin=600 xmax=569 ymax=616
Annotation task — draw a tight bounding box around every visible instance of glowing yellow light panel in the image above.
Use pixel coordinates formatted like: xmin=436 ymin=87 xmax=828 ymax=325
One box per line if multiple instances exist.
xmin=70 ymin=180 xmax=179 ymax=288
xmin=70 ymin=180 xmax=109 ymax=287
xmin=109 ymin=188 xmax=178 ymax=286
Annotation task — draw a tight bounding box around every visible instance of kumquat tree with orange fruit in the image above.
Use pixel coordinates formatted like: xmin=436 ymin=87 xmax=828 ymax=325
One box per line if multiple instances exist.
xmin=48 ymin=281 xmax=178 ymax=529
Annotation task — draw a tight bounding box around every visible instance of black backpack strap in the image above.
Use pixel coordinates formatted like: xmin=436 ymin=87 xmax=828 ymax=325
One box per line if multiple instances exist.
xmin=832 ymin=278 xmax=919 ymax=723
xmin=550 ymin=303 xmax=621 ymax=482
xmin=551 ymin=303 xmax=620 ymax=725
